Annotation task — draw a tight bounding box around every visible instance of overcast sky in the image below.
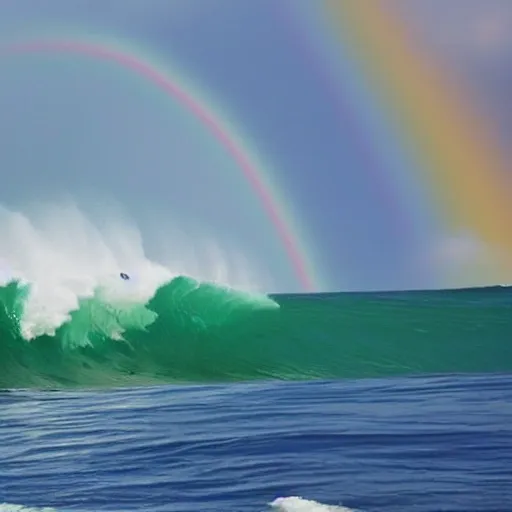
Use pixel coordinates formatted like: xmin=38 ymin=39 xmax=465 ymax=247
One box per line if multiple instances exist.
xmin=0 ymin=0 xmax=510 ymax=292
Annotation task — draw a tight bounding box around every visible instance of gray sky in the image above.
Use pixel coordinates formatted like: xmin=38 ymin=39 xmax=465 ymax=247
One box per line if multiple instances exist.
xmin=1 ymin=0 xmax=510 ymax=292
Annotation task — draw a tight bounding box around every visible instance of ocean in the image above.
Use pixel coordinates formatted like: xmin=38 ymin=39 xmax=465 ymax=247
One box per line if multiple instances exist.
xmin=1 ymin=281 xmax=512 ymax=511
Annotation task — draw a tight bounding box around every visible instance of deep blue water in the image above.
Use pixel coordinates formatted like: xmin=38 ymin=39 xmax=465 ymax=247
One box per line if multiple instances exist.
xmin=1 ymin=374 xmax=512 ymax=512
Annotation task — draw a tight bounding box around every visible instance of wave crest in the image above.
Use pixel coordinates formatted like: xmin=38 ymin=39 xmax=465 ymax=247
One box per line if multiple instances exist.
xmin=0 ymin=200 xmax=271 ymax=339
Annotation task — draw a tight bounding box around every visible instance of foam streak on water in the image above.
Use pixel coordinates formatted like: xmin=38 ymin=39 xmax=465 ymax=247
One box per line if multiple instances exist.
xmin=270 ymin=497 xmax=355 ymax=512
xmin=0 ymin=497 xmax=355 ymax=512
xmin=0 ymin=506 xmax=58 ymax=512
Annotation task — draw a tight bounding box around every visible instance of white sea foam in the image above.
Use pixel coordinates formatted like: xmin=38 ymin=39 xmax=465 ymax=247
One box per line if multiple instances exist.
xmin=0 ymin=200 xmax=274 ymax=339
xmin=0 ymin=497 xmax=355 ymax=512
xmin=0 ymin=505 xmax=58 ymax=512
xmin=270 ymin=497 xmax=356 ymax=512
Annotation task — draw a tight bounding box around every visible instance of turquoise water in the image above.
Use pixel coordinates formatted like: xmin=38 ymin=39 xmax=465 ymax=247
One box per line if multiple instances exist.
xmin=1 ymin=280 xmax=511 ymax=389
xmin=2 ymin=273 xmax=511 ymax=511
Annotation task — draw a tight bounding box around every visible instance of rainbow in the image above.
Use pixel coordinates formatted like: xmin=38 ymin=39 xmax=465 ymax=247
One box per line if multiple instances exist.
xmin=276 ymin=1 xmax=512 ymax=287
xmin=0 ymin=36 xmax=320 ymax=292
xmin=321 ymin=0 xmax=512 ymax=283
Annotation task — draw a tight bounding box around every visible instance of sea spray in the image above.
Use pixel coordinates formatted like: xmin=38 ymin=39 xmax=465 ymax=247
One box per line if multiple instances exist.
xmin=1 ymin=202 xmax=512 ymax=390
xmin=1 ymin=279 xmax=512 ymax=389
xmin=0 ymin=200 xmax=270 ymax=340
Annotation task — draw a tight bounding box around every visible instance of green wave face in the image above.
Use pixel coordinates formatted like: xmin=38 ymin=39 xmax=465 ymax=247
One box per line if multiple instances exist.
xmin=1 ymin=279 xmax=511 ymax=389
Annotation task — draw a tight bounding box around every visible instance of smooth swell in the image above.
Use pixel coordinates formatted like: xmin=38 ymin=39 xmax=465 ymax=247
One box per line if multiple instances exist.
xmin=1 ymin=281 xmax=512 ymax=389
